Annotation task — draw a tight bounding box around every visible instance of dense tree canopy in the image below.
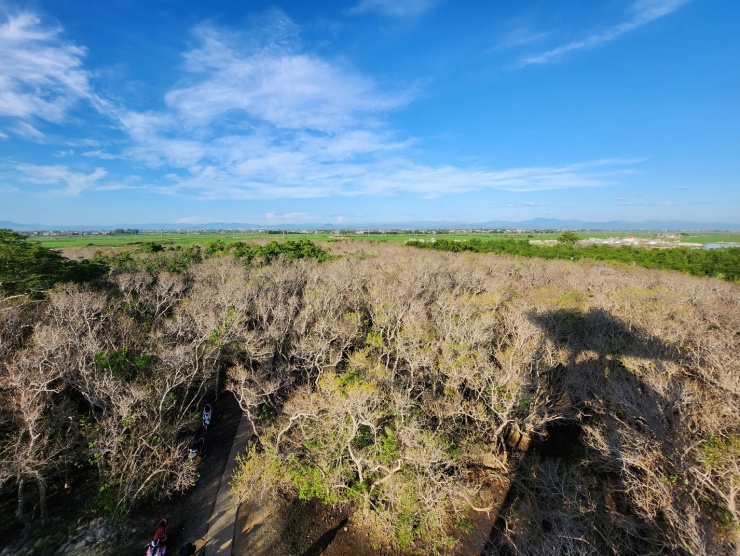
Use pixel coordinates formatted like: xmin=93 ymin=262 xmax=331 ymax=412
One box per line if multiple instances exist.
xmin=0 ymin=229 xmax=108 ymax=296
xmin=0 ymin=229 xmax=67 ymax=296
xmin=0 ymin=240 xmax=737 ymax=555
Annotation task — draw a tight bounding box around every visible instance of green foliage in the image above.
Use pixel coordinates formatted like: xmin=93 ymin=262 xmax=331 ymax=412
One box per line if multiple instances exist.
xmin=139 ymin=241 xmax=165 ymax=253
xmin=353 ymin=424 xmax=374 ymax=449
xmin=558 ymin=231 xmax=580 ymax=244
xmin=407 ymin=237 xmax=740 ymax=281
xmin=442 ymin=434 xmax=461 ymax=459
xmin=365 ymin=330 xmax=383 ymax=348
xmin=94 ymin=348 xmax=153 ymax=381
xmin=291 ymin=463 xmax=338 ymax=503
xmin=376 ymin=430 xmax=399 ymax=465
xmin=699 ymin=434 xmax=740 ymax=469
xmin=0 ymin=228 xmax=108 ymax=296
xmin=86 ymin=484 xmax=129 ymax=520
xmin=340 ymin=368 xmax=363 ymax=388
xmin=92 ymin=250 xmax=136 ymax=271
xmin=258 ymin=404 xmax=274 ymax=422
xmin=205 ymin=239 xmax=228 ymax=256
xmin=92 ymin=244 xmax=200 ymax=273
xmin=454 ymin=515 xmax=475 ymax=534
xmin=1 ymin=229 xmax=67 ymax=295
xmin=231 ymin=239 xmax=329 ymax=265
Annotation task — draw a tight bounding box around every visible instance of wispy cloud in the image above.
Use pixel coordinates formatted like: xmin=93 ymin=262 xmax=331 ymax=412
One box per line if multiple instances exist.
xmin=13 ymin=164 xmax=107 ymax=195
xmin=521 ymin=0 xmax=691 ymax=66
xmin=82 ymin=149 xmax=120 ymax=160
xmin=494 ymin=25 xmax=550 ymax=51
xmin=0 ymin=9 xmax=94 ymax=129
xmin=505 ymin=202 xmax=550 ymax=207
xmin=159 ymin=155 xmax=636 ymax=200
xmin=613 ymin=199 xmax=711 ymax=206
xmin=8 ymin=121 xmax=46 ymax=140
xmin=349 ymin=0 xmax=437 ymax=17
xmin=0 ymin=9 xmax=646 ymax=204
xmin=111 ymin=16 xmax=637 ymax=201
xmin=165 ymin=22 xmax=410 ymax=132
xmin=93 ymin=183 xmax=146 ymax=191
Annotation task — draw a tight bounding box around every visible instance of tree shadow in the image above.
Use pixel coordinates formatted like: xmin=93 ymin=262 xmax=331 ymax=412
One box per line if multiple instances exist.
xmin=483 ymin=307 xmax=684 ymax=555
xmin=270 ymin=497 xmax=352 ymax=556
xmin=301 ymin=517 xmax=349 ymax=556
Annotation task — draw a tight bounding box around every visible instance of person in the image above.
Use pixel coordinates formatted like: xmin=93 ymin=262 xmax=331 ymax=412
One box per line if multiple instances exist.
xmin=188 ymin=438 xmax=205 ymax=463
xmin=180 ymin=542 xmax=195 ymax=556
xmin=203 ymin=404 xmax=212 ymax=430
xmin=146 ymin=519 xmax=168 ymax=556
xmin=153 ymin=519 xmax=167 ymax=543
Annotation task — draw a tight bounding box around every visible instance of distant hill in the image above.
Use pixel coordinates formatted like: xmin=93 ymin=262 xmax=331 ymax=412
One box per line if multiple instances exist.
xmin=1 ymin=219 xmax=738 ymax=232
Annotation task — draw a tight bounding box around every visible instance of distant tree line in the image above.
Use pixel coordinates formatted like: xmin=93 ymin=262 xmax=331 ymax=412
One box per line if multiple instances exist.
xmin=407 ymin=237 xmax=740 ymax=281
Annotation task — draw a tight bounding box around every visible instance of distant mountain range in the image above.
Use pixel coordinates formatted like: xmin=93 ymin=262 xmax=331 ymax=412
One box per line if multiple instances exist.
xmin=1 ymin=218 xmax=738 ymax=232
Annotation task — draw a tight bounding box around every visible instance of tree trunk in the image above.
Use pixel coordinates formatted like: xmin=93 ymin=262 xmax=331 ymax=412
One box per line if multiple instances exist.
xmin=37 ymin=477 xmax=49 ymax=522
xmin=15 ymin=477 xmax=29 ymax=525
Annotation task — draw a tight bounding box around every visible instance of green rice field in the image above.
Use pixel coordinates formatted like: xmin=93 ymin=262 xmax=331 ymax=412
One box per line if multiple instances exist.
xmin=26 ymin=230 xmax=740 ymax=249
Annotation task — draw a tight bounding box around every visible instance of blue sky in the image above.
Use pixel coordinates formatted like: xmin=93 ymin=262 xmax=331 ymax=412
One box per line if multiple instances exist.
xmin=1 ymin=0 xmax=738 ymax=226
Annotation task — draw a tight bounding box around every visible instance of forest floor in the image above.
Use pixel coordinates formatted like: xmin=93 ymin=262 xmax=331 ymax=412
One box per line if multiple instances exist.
xmin=231 ymin=470 xmax=509 ymax=556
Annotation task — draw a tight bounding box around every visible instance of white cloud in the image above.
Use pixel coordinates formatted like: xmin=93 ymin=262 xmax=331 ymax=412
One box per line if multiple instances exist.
xmin=494 ymin=25 xmax=550 ymax=51
xmin=0 ymin=9 xmax=94 ymax=127
xmin=349 ymin=0 xmax=437 ymax=17
xmin=82 ymin=149 xmax=120 ymax=160
xmin=521 ymin=0 xmax=691 ymax=65
xmin=8 ymin=121 xmax=46 ymax=140
xmin=111 ymin=16 xmax=642 ymax=202
xmin=94 ymin=183 xmax=145 ymax=191
xmin=163 ymin=23 xmax=410 ymax=133
xmin=160 ymin=156 xmax=634 ymax=200
xmin=14 ymin=164 xmax=107 ymax=195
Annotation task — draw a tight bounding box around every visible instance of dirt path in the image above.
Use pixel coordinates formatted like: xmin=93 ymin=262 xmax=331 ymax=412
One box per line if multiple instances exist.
xmin=203 ymin=413 xmax=253 ymax=555
xmin=165 ymin=392 xmax=243 ymax=555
